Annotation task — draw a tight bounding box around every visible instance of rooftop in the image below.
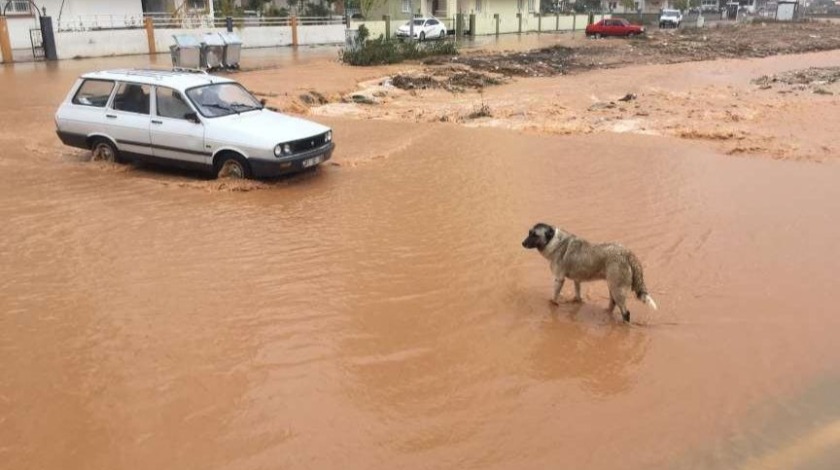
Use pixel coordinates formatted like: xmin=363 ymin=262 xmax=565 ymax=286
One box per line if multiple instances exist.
xmin=80 ymin=69 xmax=235 ymax=89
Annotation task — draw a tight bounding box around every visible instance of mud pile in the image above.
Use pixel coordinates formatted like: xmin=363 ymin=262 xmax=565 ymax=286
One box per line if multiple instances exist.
xmin=426 ymin=46 xmax=588 ymax=77
xmin=752 ymin=66 xmax=840 ymax=94
xmin=631 ymin=21 xmax=840 ymax=62
xmin=422 ymin=22 xmax=840 ymax=80
xmin=391 ymin=65 xmax=507 ymax=92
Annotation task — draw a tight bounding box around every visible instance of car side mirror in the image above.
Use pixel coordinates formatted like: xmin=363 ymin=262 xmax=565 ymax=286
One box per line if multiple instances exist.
xmin=260 ymin=98 xmax=267 ymax=108
xmin=184 ymin=112 xmax=200 ymax=124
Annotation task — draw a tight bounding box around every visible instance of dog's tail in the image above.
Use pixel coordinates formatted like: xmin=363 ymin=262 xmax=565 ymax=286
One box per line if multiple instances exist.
xmin=629 ymin=253 xmax=658 ymax=311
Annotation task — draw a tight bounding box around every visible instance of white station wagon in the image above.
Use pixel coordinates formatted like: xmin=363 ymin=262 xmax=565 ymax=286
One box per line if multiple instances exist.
xmin=55 ymin=69 xmax=334 ymax=179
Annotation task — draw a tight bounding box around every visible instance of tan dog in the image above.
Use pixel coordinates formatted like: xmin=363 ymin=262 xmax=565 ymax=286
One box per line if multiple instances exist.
xmin=522 ymin=223 xmax=657 ymax=322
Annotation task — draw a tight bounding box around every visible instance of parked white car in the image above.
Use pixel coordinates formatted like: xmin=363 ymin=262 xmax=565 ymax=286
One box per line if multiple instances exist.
xmin=55 ymin=69 xmax=334 ymax=179
xmin=659 ymin=9 xmax=683 ymax=28
xmin=395 ymin=17 xmax=447 ymax=41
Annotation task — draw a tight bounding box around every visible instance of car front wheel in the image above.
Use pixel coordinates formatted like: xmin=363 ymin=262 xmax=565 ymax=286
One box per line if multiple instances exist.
xmin=214 ymin=153 xmax=251 ymax=179
xmin=594 ymin=33 xmax=602 ymax=39
xmin=91 ymin=138 xmax=121 ymax=163
xmin=419 ymin=32 xmax=425 ymax=41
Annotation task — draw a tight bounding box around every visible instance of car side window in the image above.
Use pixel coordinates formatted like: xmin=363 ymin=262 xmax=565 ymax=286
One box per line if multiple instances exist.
xmin=113 ymin=83 xmax=150 ymax=115
xmin=156 ymin=87 xmax=193 ymax=120
xmin=428 ymin=19 xmax=438 ymax=26
xmin=72 ymin=79 xmax=115 ymax=107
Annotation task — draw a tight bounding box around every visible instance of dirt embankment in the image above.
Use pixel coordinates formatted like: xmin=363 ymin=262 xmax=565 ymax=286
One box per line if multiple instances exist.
xmin=421 ymin=21 xmax=840 ymax=79
xmin=298 ymin=21 xmax=840 ymax=162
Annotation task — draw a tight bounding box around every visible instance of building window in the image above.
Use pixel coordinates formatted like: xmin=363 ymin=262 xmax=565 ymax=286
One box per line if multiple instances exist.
xmin=517 ymin=0 xmax=523 ymax=11
xmin=402 ymin=0 xmax=411 ymax=13
xmin=528 ymin=0 xmax=535 ymax=12
xmin=5 ymin=0 xmax=32 ymax=15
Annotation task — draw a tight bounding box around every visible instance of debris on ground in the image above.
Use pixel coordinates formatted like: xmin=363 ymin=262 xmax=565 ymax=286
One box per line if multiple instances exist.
xmin=752 ymin=66 xmax=840 ymax=95
xmin=426 ymin=46 xmax=587 ymax=77
xmin=588 ymin=102 xmax=617 ymax=111
xmin=391 ymin=65 xmax=507 ymax=92
xmin=347 ymin=93 xmax=377 ymax=105
xmin=299 ymin=90 xmax=329 ymax=105
xmin=617 ymin=93 xmax=637 ymax=102
xmin=421 ymin=22 xmax=840 ymax=82
xmin=466 ymin=103 xmax=492 ymax=119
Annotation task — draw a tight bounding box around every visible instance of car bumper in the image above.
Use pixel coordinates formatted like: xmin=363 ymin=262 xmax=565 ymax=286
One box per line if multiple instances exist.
xmin=56 ymin=130 xmax=89 ymax=150
xmin=248 ymin=142 xmax=334 ymax=178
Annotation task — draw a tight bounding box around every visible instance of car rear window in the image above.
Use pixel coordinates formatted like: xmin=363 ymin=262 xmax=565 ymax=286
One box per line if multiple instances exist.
xmin=72 ymin=79 xmax=115 ymax=107
xmin=113 ymin=83 xmax=151 ymax=115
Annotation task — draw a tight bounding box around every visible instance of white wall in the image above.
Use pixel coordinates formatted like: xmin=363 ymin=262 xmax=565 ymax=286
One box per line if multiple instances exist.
xmin=48 ymin=24 xmax=343 ymax=59
xmin=154 ymin=26 xmax=301 ymax=51
xmin=6 ymin=15 xmax=40 ymax=49
xmin=50 ymin=0 xmax=143 ymax=18
xmin=5 ymin=0 xmax=145 ymax=48
xmin=56 ymin=28 xmax=149 ymax=58
xmin=297 ymin=24 xmax=345 ymax=44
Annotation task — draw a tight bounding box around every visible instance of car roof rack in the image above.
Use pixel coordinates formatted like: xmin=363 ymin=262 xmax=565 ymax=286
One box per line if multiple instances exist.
xmin=107 ymin=68 xmax=210 ymax=78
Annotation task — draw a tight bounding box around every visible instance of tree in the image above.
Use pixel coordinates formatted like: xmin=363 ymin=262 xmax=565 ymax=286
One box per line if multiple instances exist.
xmin=673 ymin=0 xmax=690 ymax=11
xmin=360 ymin=0 xmax=387 ymax=17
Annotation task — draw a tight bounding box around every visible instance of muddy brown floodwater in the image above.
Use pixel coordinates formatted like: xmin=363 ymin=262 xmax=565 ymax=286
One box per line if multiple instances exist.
xmin=2 ymin=34 xmax=840 ymax=470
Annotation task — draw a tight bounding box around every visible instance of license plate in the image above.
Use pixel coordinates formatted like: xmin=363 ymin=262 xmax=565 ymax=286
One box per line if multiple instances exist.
xmin=302 ymin=155 xmax=323 ymax=168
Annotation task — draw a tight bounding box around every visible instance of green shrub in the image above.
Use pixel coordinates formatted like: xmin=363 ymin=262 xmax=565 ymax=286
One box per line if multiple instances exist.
xmin=340 ymin=38 xmax=458 ymax=66
xmin=357 ymin=24 xmax=370 ymax=43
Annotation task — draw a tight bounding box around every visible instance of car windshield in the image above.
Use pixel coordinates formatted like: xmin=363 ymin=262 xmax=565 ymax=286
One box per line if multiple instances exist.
xmin=186 ymin=83 xmax=262 ymax=118
xmin=662 ymin=10 xmax=680 ymax=16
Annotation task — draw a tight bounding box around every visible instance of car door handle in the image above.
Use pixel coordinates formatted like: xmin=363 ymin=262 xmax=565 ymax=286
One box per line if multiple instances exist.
xmin=151 ymin=119 xmax=163 ymax=124
xmin=106 ymin=114 xmax=117 ymax=119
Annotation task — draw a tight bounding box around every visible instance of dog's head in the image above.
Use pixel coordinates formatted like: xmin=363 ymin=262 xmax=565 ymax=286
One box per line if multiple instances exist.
xmin=522 ymin=223 xmax=556 ymax=251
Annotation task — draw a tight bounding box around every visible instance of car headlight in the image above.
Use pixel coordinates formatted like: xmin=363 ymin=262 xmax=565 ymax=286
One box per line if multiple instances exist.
xmin=325 ymin=131 xmax=332 ymax=142
xmin=274 ymin=143 xmax=293 ymax=158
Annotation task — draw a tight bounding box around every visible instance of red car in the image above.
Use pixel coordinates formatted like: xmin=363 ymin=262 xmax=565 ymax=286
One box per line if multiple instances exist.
xmin=585 ymin=18 xmax=645 ymax=38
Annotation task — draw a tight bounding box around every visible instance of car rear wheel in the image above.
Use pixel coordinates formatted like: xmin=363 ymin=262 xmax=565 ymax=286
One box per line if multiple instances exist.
xmin=419 ymin=32 xmax=425 ymax=41
xmin=214 ymin=153 xmax=251 ymax=179
xmin=439 ymin=30 xmax=445 ymax=39
xmin=90 ymin=138 xmax=121 ymax=163
xmin=594 ymin=33 xmax=602 ymax=39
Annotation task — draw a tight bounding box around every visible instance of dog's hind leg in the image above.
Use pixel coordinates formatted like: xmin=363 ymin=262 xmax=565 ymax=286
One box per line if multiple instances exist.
xmin=607 ymin=296 xmax=616 ymax=313
xmin=573 ymin=281 xmax=583 ymax=303
xmin=610 ymin=288 xmax=630 ymax=323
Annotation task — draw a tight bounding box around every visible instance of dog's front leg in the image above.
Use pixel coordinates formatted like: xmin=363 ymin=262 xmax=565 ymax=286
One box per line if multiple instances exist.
xmin=551 ymin=277 xmax=565 ymax=305
xmin=572 ymin=281 xmax=583 ymax=303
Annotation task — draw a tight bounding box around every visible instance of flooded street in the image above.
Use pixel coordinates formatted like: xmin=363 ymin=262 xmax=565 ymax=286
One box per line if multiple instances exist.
xmin=2 ymin=39 xmax=840 ymax=470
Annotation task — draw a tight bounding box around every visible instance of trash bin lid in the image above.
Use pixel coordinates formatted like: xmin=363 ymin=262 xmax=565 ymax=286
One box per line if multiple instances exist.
xmin=172 ymin=34 xmax=201 ymax=47
xmin=202 ymin=32 xmax=226 ymax=46
xmin=218 ymin=32 xmax=243 ymax=45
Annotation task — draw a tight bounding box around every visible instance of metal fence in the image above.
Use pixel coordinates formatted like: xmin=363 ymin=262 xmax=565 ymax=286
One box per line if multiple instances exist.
xmin=56 ymin=14 xmax=147 ymax=32
xmin=54 ymin=13 xmax=344 ymax=32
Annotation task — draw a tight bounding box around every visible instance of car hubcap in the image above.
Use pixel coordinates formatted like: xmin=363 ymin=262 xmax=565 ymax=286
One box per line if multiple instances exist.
xmin=92 ymin=143 xmax=115 ymax=162
xmin=219 ymin=160 xmax=244 ymax=179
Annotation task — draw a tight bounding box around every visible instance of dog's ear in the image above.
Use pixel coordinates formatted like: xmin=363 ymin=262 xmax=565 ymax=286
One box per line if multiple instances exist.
xmin=544 ymin=226 xmax=555 ymax=242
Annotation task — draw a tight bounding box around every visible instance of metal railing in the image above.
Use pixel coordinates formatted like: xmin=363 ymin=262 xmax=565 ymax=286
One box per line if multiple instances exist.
xmin=56 ymin=14 xmax=147 ymax=32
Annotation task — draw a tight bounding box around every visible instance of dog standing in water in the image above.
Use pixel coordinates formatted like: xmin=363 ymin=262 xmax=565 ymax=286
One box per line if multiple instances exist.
xmin=522 ymin=223 xmax=657 ymax=322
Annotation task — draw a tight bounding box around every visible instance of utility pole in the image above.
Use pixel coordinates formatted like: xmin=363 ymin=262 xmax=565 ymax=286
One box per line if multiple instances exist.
xmin=409 ymin=0 xmax=414 ymax=40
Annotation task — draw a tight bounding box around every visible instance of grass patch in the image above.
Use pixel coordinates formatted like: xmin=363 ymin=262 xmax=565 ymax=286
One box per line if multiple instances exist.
xmin=340 ymin=38 xmax=458 ymax=66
